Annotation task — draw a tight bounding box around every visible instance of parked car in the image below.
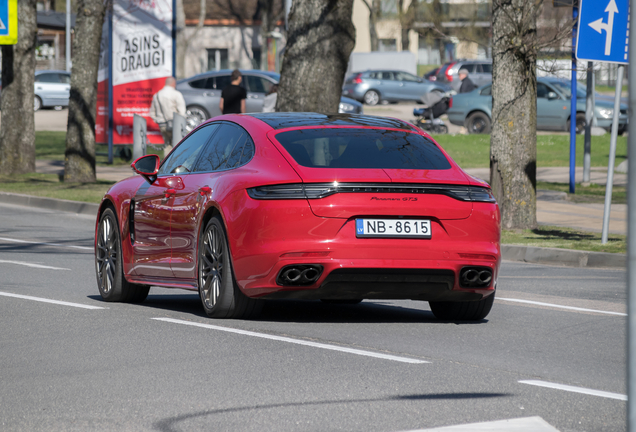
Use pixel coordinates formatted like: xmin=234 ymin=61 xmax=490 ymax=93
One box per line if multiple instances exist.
xmin=434 ymin=60 xmax=492 ymax=93
xmin=178 ymin=69 xmax=363 ymax=130
xmin=342 ymin=70 xmax=449 ymax=106
xmin=34 ymin=70 xmax=71 ymax=111
xmin=95 ymin=113 xmax=500 ymax=321
xmin=423 ymin=67 xmax=440 ymax=81
xmin=446 ymin=77 xmax=628 ymax=134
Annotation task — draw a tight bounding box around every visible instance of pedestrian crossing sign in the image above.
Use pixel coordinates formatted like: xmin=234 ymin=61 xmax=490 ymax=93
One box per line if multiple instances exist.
xmin=0 ymin=0 xmax=18 ymax=45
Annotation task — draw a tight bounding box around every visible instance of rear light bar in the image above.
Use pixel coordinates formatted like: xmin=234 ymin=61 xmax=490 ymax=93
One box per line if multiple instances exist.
xmin=247 ymin=183 xmax=496 ymax=203
xmin=445 ymin=62 xmax=456 ymax=82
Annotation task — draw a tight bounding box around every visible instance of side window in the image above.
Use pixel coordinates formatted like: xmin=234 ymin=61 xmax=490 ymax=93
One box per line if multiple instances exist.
xmin=381 ymin=72 xmax=394 ymax=80
xmin=215 ymin=75 xmax=231 ymax=90
xmin=480 ymin=85 xmax=492 ymax=96
xmin=473 ymin=64 xmax=483 ymax=73
xmin=158 ymin=124 xmax=219 ymax=175
xmin=537 ymin=83 xmax=549 ymax=99
xmin=189 ymin=78 xmax=214 ymax=89
xmin=194 ymin=123 xmax=247 ymax=172
xmin=239 ymin=136 xmax=255 ymax=165
xmin=59 ymin=74 xmax=71 ymax=84
xmin=481 ymin=63 xmax=492 ymax=73
xmin=37 ymin=73 xmax=59 ymax=83
xmin=461 ymin=64 xmax=476 ymax=73
xmin=245 ymin=76 xmax=273 ymax=94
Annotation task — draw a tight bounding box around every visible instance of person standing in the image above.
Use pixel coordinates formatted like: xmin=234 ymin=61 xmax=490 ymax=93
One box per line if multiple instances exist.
xmin=262 ymin=84 xmax=278 ymax=113
xmin=219 ymin=69 xmax=247 ymax=114
xmin=458 ymin=68 xmax=477 ymax=93
xmin=150 ymin=76 xmax=186 ymax=155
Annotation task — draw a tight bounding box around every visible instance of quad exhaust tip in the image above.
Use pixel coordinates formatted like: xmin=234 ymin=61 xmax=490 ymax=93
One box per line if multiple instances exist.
xmin=459 ymin=267 xmax=493 ymax=288
xmin=277 ymin=265 xmax=324 ymax=286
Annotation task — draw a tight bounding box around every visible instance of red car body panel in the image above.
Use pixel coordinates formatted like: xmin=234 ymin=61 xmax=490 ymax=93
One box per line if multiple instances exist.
xmin=96 ymin=113 xmax=501 ymax=303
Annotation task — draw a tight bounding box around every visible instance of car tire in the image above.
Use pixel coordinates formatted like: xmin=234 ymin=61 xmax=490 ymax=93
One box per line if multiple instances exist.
xmin=186 ymin=105 xmax=209 ymax=132
xmin=465 ymin=111 xmax=491 ymax=134
xmin=198 ymin=216 xmax=262 ymax=319
xmin=34 ymin=96 xmax=42 ymax=112
xmin=321 ymin=299 xmax=363 ymax=305
xmin=95 ymin=207 xmax=150 ymax=303
xmin=363 ymin=90 xmax=380 ymax=106
xmin=567 ymin=113 xmax=586 ymax=134
xmin=429 ymin=292 xmax=495 ymax=321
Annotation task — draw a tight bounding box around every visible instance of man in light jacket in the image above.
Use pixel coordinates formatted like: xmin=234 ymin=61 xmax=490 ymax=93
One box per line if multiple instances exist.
xmin=150 ymin=76 xmax=186 ymax=155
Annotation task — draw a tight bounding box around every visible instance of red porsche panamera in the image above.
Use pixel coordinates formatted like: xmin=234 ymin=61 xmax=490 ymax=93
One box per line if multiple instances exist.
xmin=95 ymin=113 xmax=500 ymax=320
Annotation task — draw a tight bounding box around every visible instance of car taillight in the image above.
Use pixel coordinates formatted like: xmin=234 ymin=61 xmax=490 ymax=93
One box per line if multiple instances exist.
xmin=445 ymin=62 xmax=456 ymax=82
xmin=449 ymin=97 xmax=453 ymax=108
xmin=353 ymin=74 xmax=363 ymax=84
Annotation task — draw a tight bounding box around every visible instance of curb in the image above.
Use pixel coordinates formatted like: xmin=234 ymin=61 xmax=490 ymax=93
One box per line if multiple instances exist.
xmin=0 ymin=192 xmax=99 ymax=217
xmin=501 ymin=244 xmax=625 ymax=269
xmin=0 ymin=192 xmax=626 ymax=269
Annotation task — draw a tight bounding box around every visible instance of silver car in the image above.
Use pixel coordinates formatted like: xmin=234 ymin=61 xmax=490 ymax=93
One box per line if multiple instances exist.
xmin=434 ymin=60 xmax=492 ymax=93
xmin=178 ymin=69 xmax=363 ymax=130
xmin=342 ymin=70 xmax=448 ymax=106
xmin=34 ymin=70 xmax=71 ymax=111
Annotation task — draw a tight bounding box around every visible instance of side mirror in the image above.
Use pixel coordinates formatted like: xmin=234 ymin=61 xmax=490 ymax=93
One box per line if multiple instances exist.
xmin=547 ymin=92 xmax=558 ymax=100
xmin=131 ymin=154 xmax=160 ymax=184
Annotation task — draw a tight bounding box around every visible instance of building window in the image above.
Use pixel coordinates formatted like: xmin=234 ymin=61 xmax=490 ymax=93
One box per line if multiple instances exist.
xmin=207 ymin=49 xmax=229 ymax=71
xmin=379 ymin=39 xmax=397 ymax=52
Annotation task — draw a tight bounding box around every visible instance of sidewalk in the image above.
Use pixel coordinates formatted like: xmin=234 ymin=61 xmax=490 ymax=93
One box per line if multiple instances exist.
xmin=464 ymin=167 xmax=627 ymax=235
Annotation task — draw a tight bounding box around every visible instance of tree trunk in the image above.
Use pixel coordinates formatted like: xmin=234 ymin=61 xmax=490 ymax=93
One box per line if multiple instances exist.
xmin=490 ymin=0 xmax=538 ymax=229
xmin=177 ymin=0 xmax=205 ymax=77
xmin=276 ymin=0 xmax=355 ymax=113
xmin=0 ymin=0 xmax=37 ymax=175
xmin=64 ymin=0 xmax=107 ymax=183
xmin=362 ymin=0 xmax=380 ymax=51
xmin=176 ymin=0 xmax=186 ymax=78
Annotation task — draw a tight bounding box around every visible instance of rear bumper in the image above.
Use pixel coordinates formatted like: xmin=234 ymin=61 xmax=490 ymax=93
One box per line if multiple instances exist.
xmin=230 ymin=198 xmax=501 ymax=302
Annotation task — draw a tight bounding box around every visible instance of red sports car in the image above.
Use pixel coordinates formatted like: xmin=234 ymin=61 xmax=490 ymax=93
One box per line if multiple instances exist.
xmin=95 ymin=113 xmax=500 ymax=320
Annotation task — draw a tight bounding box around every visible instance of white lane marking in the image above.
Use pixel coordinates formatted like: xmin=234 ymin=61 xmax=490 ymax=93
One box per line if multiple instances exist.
xmin=0 ymin=291 xmax=105 ymax=310
xmin=403 ymin=416 xmax=559 ymax=432
xmin=497 ymin=297 xmax=626 ymax=316
xmin=153 ymin=317 xmax=428 ymax=364
xmin=0 ymin=259 xmax=70 ymax=271
xmin=519 ymin=380 xmax=627 ymax=401
xmin=0 ymin=236 xmax=92 ymax=251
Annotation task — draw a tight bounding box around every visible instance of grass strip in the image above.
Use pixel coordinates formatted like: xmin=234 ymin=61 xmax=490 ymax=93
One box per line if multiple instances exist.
xmin=537 ymin=181 xmax=626 ymax=204
xmin=502 ymin=225 xmax=625 ymax=254
xmin=0 ymin=173 xmax=114 ymax=204
xmin=435 ymin=133 xmax=627 ymax=169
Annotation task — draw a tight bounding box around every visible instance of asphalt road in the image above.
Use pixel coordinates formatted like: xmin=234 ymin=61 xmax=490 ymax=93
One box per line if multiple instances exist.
xmin=0 ymin=203 xmax=627 ymax=432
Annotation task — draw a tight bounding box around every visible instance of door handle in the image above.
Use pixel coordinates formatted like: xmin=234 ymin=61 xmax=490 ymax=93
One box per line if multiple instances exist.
xmin=248 ymin=94 xmax=259 ymax=99
xmin=199 ymin=186 xmax=212 ymax=196
xmin=203 ymin=91 xmax=216 ymax=97
xmin=164 ymin=188 xmax=176 ymax=198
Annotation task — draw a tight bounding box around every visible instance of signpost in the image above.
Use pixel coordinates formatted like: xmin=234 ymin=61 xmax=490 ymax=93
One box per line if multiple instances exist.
xmin=576 ymin=0 xmax=629 ymax=243
xmin=0 ymin=0 xmax=18 ymax=45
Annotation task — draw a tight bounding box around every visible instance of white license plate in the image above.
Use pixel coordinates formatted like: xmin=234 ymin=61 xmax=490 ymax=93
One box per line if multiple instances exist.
xmin=355 ymin=219 xmax=431 ymax=238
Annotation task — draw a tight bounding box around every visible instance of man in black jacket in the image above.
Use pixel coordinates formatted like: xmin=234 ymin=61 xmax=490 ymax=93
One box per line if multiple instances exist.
xmin=458 ymin=68 xmax=477 ymax=93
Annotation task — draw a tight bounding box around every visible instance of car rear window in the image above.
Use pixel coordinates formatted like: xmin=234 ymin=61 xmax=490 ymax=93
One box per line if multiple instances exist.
xmin=275 ymin=128 xmax=451 ymax=170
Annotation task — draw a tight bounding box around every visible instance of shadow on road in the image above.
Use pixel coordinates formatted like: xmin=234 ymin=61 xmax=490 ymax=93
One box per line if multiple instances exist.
xmin=152 ymin=392 xmax=511 ymax=432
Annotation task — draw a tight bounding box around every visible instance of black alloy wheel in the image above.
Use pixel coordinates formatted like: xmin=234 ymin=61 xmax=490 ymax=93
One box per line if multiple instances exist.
xmin=198 ymin=216 xmax=262 ymax=319
xmin=95 ymin=207 xmax=149 ymax=302
xmin=466 ymin=111 xmax=491 ymax=134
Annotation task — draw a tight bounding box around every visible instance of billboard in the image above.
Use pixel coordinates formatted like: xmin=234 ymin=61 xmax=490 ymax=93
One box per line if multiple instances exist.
xmin=97 ymin=0 xmax=174 ymax=145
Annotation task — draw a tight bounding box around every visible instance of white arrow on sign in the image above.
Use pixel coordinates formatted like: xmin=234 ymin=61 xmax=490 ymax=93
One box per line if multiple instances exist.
xmin=588 ymin=0 xmax=619 ymax=56
xmin=0 ymin=18 xmax=5 ymax=30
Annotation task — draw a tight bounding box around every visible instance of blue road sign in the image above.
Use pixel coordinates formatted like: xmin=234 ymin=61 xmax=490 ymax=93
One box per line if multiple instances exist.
xmin=576 ymin=0 xmax=630 ymax=64
xmin=0 ymin=0 xmax=17 ymax=45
